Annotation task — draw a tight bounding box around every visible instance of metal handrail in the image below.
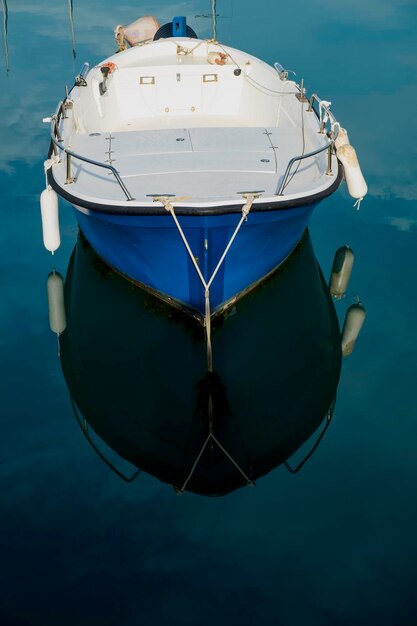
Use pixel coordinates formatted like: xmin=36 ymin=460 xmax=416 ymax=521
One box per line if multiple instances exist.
xmin=51 ymin=88 xmax=337 ymax=202
xmin=50 ymin=101 xmax=135 ymax=201
xmin=275 ymin=94 xmax=340 ymax=196
xmin=71 ymin=397 xmax=141 ymax=483
xmin=284 ymin=397 xmax=336 ymax=474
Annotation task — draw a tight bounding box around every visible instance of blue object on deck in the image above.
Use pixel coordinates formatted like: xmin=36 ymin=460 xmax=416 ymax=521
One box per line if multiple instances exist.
xmin=172 ymin=16 xmax=187 ymax=37
xmin=153 ymin=19 xmax=197 ymax=40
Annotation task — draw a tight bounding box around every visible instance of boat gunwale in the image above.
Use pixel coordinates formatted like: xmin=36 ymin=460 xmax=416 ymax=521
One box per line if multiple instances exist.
xmin=48 ymin=62 xmax=343 ymax=214
xmin=46 ymin=152 xmax=344 ymax=216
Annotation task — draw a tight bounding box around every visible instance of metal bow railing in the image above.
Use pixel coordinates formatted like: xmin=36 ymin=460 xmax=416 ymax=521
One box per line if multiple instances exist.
xmin=276 ymin=93 xmax=340 ymax=196
xmin=50 ymin=99 xmax=134 ymax=201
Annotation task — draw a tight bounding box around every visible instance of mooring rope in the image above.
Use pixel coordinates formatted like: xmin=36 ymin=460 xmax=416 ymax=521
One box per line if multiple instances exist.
xmin=211 ymin=0 xmax=217 ymax=41
xmin=68 ymin=0 xmax=76 ymax=60
xmin=178 ymin=431 xmax=254 ymax=493
xmin=168 ymin=36 xmax=298 ymax=98
xmin=153 ymin=194 xmax=259 ymax=494
xmin=1 ymin=0 xmax=9 ymax=74
xmin=154 ymin=194 xmax=257 ymax=372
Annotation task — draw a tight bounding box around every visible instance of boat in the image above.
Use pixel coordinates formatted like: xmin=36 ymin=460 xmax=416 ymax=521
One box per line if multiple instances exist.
xmin=42 ymin=13 xmax=367 ymax=322
xmin=52 ymin=230 xmax=342 ymax=495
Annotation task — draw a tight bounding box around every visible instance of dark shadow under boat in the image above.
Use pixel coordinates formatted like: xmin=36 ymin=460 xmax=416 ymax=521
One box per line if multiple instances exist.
xmin=59 ymin=229 xmax=342 ymax=496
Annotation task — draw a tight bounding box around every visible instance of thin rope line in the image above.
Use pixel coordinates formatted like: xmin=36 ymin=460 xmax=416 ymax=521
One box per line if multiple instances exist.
xmin=155 ymin=195 xmax=256 ymax=372
xmin=216 ymin=41 xmax=298 ymax=97
xmin=210 ymin=434 xmax=254 ymax=484
xmin=179 ymin=433 xmax=254 ymax=493
xmin=205 ymin=290 xmax=213 ymax=371
xmin=168 ymin=37 xmax=298 ymax=97
xmin=206 ymin=209 xmax=249 ymax=289
xmin=68 ymin=0 xmax=76 ymax=60
xmin=1 ymin=0 xmax=9 ymax=73
xmin=165 ymin=205 xmax=208 ymax=288
xmin=179 ymin=433 xmax=211 ymax=492
xmin=211 ymin=0 xmax=217 ymax=40
xmin=168 ymin=36 xmax=298 ymax=97
xmin=155 ymin=196 xmax=255 ymax=294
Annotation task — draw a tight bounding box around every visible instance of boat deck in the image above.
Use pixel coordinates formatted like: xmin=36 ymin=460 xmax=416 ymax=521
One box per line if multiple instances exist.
xmin=54 ymin=124 xmax=336 ymax=208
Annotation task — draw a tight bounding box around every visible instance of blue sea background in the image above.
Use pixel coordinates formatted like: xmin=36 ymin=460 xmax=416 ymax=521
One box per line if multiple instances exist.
xmin=1 ymin=1 xmax=417 ymax=624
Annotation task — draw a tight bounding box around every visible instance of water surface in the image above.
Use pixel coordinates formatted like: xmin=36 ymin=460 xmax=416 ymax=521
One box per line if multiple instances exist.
xmin=1 ymin=1 xmax=417 ymax=624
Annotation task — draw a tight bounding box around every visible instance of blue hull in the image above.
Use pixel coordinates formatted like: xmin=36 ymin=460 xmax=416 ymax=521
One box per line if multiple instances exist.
xmin=74 ymin=203 xmax=317 ymax=315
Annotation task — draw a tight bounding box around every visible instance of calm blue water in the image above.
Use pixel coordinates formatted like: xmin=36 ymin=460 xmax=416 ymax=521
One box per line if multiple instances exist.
xmin=1 ymin=1 xmax=417 ymax=624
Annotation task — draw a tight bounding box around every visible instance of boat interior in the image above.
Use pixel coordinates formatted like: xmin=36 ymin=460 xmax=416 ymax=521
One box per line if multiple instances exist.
xmin=55 ymin=39 xmax=338 ymax=206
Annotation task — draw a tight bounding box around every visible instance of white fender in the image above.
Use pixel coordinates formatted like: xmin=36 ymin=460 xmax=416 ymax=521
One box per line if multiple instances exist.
xmin=47 ymin=271 xmax=66 ymax=335
xmin=337 ymin=144 xmax=368 ymax=200
xmin=341 ymin=303 xmax=366 ymax=356
xmin=330 ymin=245 xmax=355 ymax=299
xmin=40 ymin=186 xmax=60 ymax=253
xmin=335 ymin=127 xmax=350 ymax=150
xmin=115 ymin=16 xmax=160 ymax=48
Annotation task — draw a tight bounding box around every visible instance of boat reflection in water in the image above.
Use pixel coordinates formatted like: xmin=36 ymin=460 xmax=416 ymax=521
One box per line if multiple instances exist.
xmin=55 ymin=230 xmax=342 ymax=496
